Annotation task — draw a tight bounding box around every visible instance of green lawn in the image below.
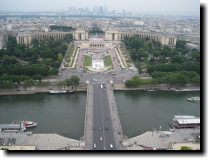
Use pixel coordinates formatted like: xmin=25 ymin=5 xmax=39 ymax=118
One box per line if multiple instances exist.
xmin=64 ymin=44 xmax=75 ymax=67
xmin=83 ymin=55 xmax=92 ymax=67
xmin=104 ymin=55 xmax=113 ymax=69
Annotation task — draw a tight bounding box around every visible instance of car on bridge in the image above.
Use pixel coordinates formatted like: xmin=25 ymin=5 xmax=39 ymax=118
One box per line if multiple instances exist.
xmin=93 ymin=144 xmax=96 ymax=148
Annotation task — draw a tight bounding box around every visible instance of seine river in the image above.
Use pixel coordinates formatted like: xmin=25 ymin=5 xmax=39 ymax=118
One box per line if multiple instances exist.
xmin=114 ymin=91 xmax=200 ymax=138
xmin=0 ymin=91 xmax=200 ymax=140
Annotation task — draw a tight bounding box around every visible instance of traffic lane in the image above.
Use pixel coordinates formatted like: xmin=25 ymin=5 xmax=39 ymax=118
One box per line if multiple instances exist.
xmin=92 ymin=84 xmax=116 ymax=150
xmin=92 ymin=84 xmax=104 ymax=150
xmin=104 ymin=90 xmax=116 ymax=150
xmin=92 ymin=84 xmax=102 ymax=150
xmin=101 ymin=87 xmax=116 ymax=150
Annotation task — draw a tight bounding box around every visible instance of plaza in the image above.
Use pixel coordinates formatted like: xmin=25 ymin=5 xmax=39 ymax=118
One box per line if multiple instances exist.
xmin=59 ymin=34 xmax=138 ymax=83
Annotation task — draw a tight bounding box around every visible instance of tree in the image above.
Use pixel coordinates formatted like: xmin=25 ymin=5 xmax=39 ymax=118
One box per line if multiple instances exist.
xmin=23 ymin=79 xmax=34 ymax=90
xmin=57 ymin=53 xmax=63 ymax=61
xmin=130 ymin=49 xmax=141 ymax=61
xmin=171 ymin=55 xmax=187 ymax=64
xmin=176 ymin=40 xmax=187 ymax=49
xmin=64 ymin=34 xmax=73 ymax=42
xmin=64 ymin=76 xmax=80 ymax=88
xmin=14 ymin=44 xmax=26 ymax=58
xmin=31 ymin=39 xmax=39 ymax=48
xmin=32 ymin=74 xmax=42 ymax=82
xmin=160 ymin=46 xmax=172 ymax=57
xmin=152 ymin=50 xmax=161 ymax=58
xmin=6 ymin=36 xmax=17 ymax=55
xmin=42 ymin=58 xmax=52 ymax=66
xmin=0 ymin=80 xmax=14 ymax=90
xmin=191 ymin=75 xmax=200 ymax=85
xmin=191 ymin=50 xmax=200 ymax=62
xmin=49 ymin=25 xmax=75 ymax=32
xmin=124 ymin=36 xmax=144 ymax=49
xmin=125 ymin=76 xmax=141 ymax=88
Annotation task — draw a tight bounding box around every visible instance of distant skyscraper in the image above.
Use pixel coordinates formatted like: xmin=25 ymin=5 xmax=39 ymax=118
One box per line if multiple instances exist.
xmin=104 ymin=5 xmax=108 ymax=14
xmin=99 ymin=6 xmax=103 ymax=14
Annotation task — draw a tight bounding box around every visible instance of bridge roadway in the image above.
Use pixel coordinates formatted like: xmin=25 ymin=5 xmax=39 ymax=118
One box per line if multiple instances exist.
xmin=84 ymin=79 xmax=124 ymax=150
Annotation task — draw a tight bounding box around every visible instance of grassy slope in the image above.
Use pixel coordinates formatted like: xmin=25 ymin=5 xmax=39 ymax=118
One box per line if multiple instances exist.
xmin=104 ymin=55 xmax=113 ymax=69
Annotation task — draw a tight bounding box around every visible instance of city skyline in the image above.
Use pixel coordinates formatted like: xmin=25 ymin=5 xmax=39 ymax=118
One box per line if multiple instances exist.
xmin=0 ymin=0 xmax=200 ymax=16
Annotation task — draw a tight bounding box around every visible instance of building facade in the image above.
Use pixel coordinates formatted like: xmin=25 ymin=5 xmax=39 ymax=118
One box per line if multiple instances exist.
xmin=105 ymin=30 xmax=177 ymax=47
xmin=16 ymin=32 xmax=72 ymax=45
xmin=16 ymin=29 xmax=176 ymax=47
xmin=74 ymin=29 xmax=89 ymax=41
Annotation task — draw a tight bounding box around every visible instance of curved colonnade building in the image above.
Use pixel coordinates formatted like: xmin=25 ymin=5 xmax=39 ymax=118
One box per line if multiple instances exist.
xmin=105 ymin=30 xmax=176 ymax=47
xmin=16 ymin=32 xmax=72 ymax=45
xmin=16 ymin=29 xmax=177 ymax=47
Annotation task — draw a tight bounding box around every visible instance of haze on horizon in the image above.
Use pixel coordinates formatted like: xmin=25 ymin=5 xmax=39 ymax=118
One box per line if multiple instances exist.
xmin=0 ymin=0 xmax=200 ymax=16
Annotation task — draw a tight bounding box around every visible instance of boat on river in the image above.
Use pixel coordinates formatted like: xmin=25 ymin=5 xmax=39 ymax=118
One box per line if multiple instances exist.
xmin=171 ymin=88 xmax=200 ymax=92
xmin=169 ymin=115 xmax=200 ymax=129
xmin=0 ymin=123 xmax=26 ymax=132
xmin=48 ymin=90 xmax=74 ymax=94
xmin=174 ymin=115 xmax=196 ymax=119
xmin=11 ymin=121 xmax=37 ymax=128
xmin=187 ymin=97 xmax=200 ymax=102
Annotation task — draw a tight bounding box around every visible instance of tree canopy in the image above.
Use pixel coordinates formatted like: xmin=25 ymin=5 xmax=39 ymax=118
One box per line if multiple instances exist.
xmin=0 ymin=35 xmax=73 ymax=89
xmin=123 ymin=36 xmax=200 ymax=86
xmin=49 ymin=25 xmax=75 ymax=32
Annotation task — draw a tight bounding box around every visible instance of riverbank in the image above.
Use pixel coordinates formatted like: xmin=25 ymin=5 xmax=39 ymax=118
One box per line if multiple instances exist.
xmin=113 ymin=83 xmax=200 ymax=92
xmin=124 ymin=128 xmax=200 ymax=150
xmin=0 ymin=128 xmax=199 ymax=150
xmin=0 ymin=83 xmax=200 ymax=96
xmin=0 ymin=84 xmax=87 ymax=96
xmin=0 ymin=132 xmax=83 ymax=150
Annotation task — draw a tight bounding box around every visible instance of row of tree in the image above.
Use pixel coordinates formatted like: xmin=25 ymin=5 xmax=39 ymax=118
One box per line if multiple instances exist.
xmin=147 ymin=62 xmax=200 ymax=74
xmin=57 ymin=76 xmax=80 ymax=88
xmin=125 ymin=70 xmax=200 ymax=88
xmin=0 ymin=75 xmax=80 ymax=90
xmin=125 ymin=76 xmax=158 ymax=88
xmin=0 ymin=74 xmax=42 ymax=84
xmin=151 ymin=71 xmax=200 ymax=86
xmin=49 ymin=25 xmax=75 ymax=32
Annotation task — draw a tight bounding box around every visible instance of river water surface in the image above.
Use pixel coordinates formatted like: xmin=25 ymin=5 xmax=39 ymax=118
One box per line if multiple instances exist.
xmin=0 ymin=91 xmax=200 ymax=139
xmin=115 ymin=91 xmax=200 ymax=138
xmin=0 ymin=92 xmax=86 ymax=140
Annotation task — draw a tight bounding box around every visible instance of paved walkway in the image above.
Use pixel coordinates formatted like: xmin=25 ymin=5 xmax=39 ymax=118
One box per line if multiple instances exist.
xmin=106 ymin=84 xmax=125 ymax=150
xmin=84 ymin=84 xmax=93 ymax=150
xmin=24 ymin=134 xmax=81 ymax=150
xmin=0 ymin=132 xmax=82 ymax=150
xmin=123 ymin=128 xmax=200 ymax=150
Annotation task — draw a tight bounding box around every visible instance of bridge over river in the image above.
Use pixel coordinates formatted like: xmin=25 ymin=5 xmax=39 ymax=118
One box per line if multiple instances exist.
xmin=84 ymin=79 xmax=124 ymax=150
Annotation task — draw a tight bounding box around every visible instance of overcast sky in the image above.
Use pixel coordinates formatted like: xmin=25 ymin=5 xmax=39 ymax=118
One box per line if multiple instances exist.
xmin=0 ymin=0 xmax=200 ymax=15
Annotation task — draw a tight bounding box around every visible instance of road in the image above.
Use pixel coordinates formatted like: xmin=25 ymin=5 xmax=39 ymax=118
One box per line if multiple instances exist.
xmin=92 ymin=83 xmax=116 ymax=150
